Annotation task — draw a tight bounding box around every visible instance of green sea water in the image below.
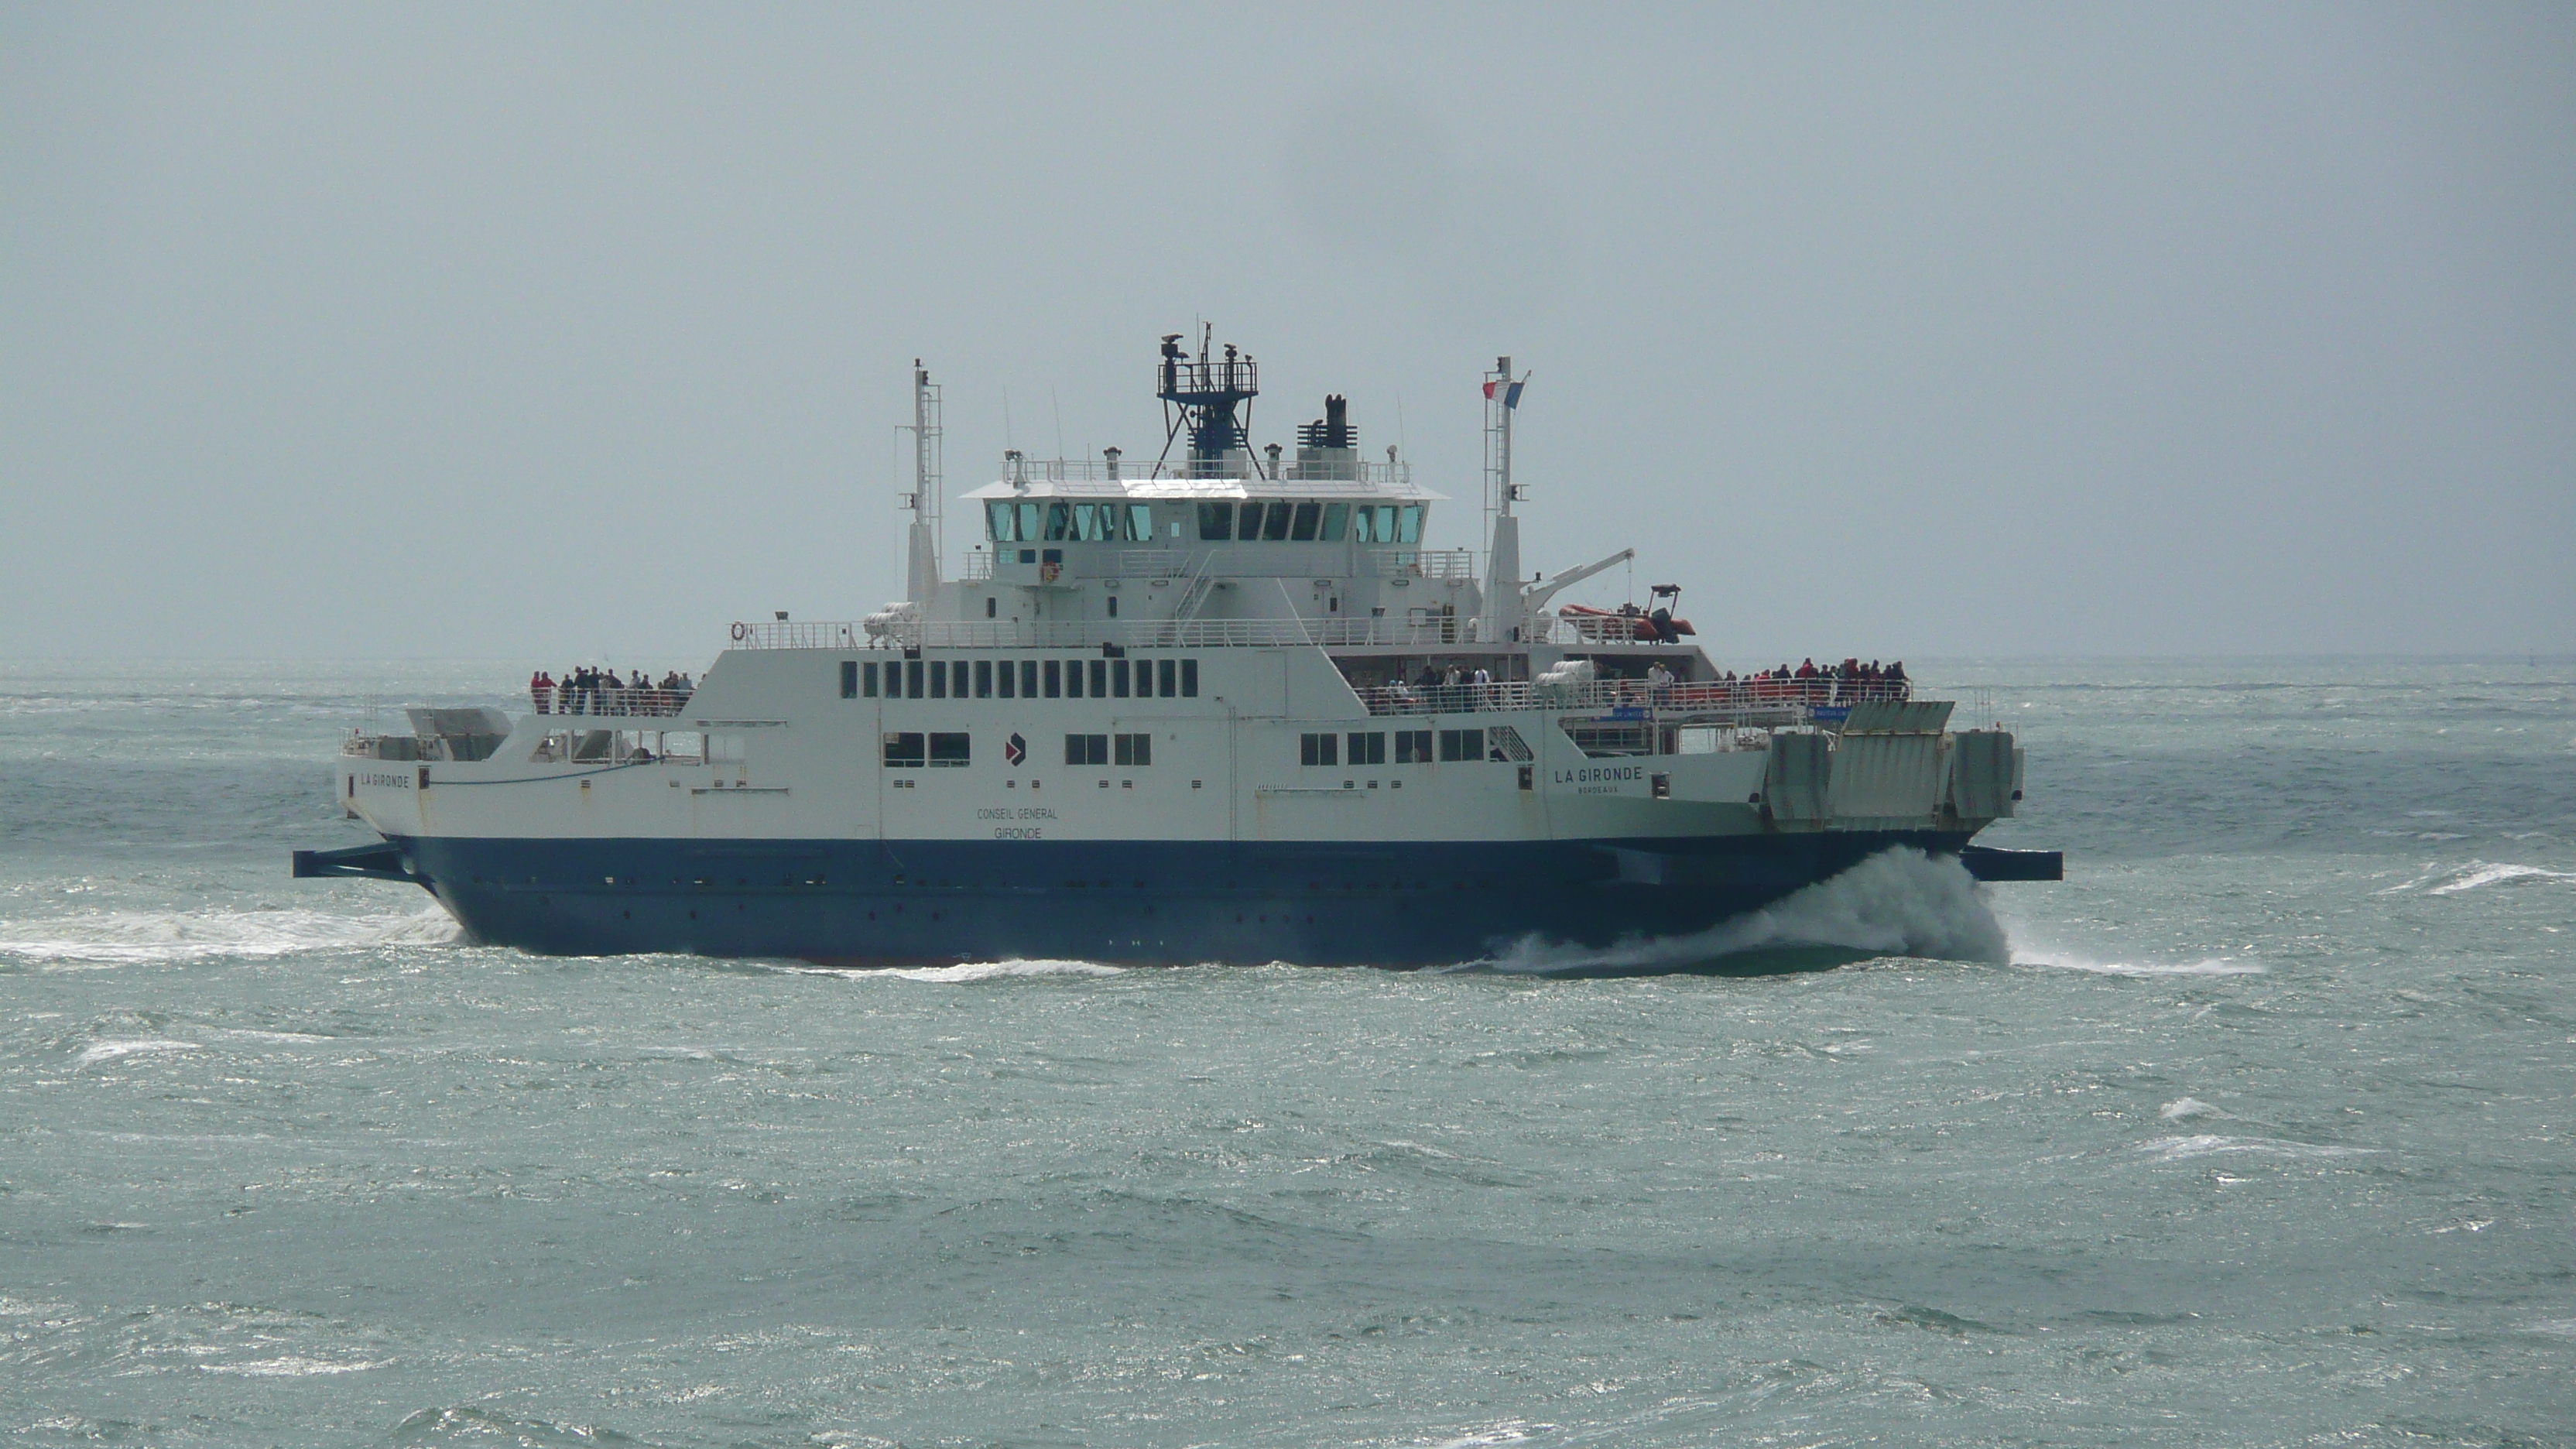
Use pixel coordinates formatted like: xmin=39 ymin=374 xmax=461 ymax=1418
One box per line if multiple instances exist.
xmin=3 ymin=658 xmax=2571 ymax=1447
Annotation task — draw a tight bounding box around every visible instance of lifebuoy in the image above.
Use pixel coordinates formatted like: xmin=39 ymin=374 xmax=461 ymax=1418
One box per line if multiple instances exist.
xmin=730 ymin=622 xmax=749 ymax=642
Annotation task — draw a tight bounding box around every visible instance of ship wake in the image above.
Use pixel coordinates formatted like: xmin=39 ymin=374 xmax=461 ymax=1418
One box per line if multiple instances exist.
xmin=1471 ymin=848 xmax=2009 ymax=977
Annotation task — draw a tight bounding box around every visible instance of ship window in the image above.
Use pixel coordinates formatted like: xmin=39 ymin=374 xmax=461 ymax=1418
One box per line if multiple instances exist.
xmin=708 ymin=734 xmax=745 ymax=763
xmin=930 ymin=732 xmax=971 ymax=767
xmin=1321 ymin=502 xmax=1350 ymax=541
xmin=1130 ymin=657 xmax=1152 ymax=697
xmin=1073 ymin=503 xmax=1108 ymax=541
xmin=661 ymin=731 xmax=704 ymax=764
xmin=1127 ymin=504 xmax=1154 ymax=540
xmin=1396 ymin=729 xmax=1432 ymax=763
xmin=1088 ymin=659 xmax=1107 ymax=697
xmin=1158 ymin=659 xmax=1177 ymax=696
xmin=1115 ymin=732 xmax=1151 ymax=766
xmin=929 ymin=661 xmax=947 ymax=699
xmin=954 ymin=661 xmax=971 ymax=696
xmin=1300 ymin=732 xmax=1339 ymax=767
xmin=1290 ymin=502 xmax=1321 ymax=541
xmin=1398 ymin=505 xmax=1423 ymax=543
xmin=905 ymin=659 xmax=923 ymax=697
xmin=1236 ymin=502 xmax=1266 ymax=540
xmin=1348 ymin=731 xmax=1386 ymax=765
xmin=1181 ymin=659 xmax=1198 ymax=697
xmin=1065 ymin=658 xmax=1084 ymax=697
xmin=1107 ymin=594 xmax=1118 ymax=618
xmin=1438 ymin=728 xmax=1484 ymax=762
xmin=884 ymin=731 xmax=926 ymax=768
xmin=1262 ymin=503 xmax=1293 ymax=541
xmin=1066 ymin=733 xmax=1108 ymax=766
xmin=1044 ymin=502 xmax=1074 ymax=540
xmin=1112 ymin=659 xmax=1130 ymax=697
xmin=997 ymin=659 xmax=1016 ymax=699
xmin=975 ymin=660 xmax=993 ymax=698
xmin=987 ymin=501 xmax=1016 ymax=542
xmin=862 ymin=662 xmax=879 ymax=697
xmin=1021 ymin=660 xmax=1038 ymax=697
xmin=1198 ymin=502 xmax=1233 ymax=540
xmin=1044 ymin=659 xmax=1061 ymax=697
xmin=985 ymin=596 xmax=996 ymax=618
xmin=840 ymin=660 xmax=858 ymax=699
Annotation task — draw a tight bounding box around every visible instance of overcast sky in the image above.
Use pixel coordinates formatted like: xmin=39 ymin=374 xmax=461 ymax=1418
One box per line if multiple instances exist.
xmin=4 ymin=3 xmax=2569 ymax=663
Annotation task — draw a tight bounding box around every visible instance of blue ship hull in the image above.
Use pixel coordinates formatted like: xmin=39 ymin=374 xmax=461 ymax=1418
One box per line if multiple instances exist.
xmin=383 ymin=831 xmax=1979 ymax=968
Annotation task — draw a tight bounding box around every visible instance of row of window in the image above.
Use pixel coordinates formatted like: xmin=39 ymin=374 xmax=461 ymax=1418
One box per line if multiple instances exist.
xmin=1195 ymin=500 xmax=1422 ymax=543
xmin=1297 ymin=728 xmax=1492 ymax=766
xmin=987 ymin=500 xmax=1159 ymax=543
xmin=844 ymin=657 xmax=1199 ymax=701
xmin=883 ymin=731 xmax=1153 ymax=769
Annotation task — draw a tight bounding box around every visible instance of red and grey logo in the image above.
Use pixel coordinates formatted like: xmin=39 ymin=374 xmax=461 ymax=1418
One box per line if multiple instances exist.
xmin=1004 ymin=732 xmax=1026 ymax=766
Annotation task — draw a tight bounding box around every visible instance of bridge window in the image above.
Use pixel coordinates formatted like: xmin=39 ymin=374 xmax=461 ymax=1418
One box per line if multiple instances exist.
xmin=1290 ymin=502 xmax=1321 ymax=541
xmin=1321 ymin=502 xmax=1350 ymax=541
xmin=1262 ymin=504 xmax=1293 ymax=541
xmin=1198 ymin=502 xmax=1233 ymax=540
xmin=930 ymin=732 xmax=971 ymax=767
xmin=1398 ymin=505 xmax=1423 ymax=543
xmin=1237 ymin=502 xmax=1266 ymax=541
xmin=884 ymin=732 xmax=926 ymax=768
xmin=986 ymin=501 xmax=1017 ymax=542
xmin=1126 ymin=504 xmax=1154 ymax=540
xmin=1044 ymin=502 xmax=1074 ymax=540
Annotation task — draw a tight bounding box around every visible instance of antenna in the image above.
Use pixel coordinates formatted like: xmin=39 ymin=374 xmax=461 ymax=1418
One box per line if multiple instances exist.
xmin=1479 ymin=355 xmax=1530 ymax=644
xmin=900 ymin=359 xmax=943 ymax=605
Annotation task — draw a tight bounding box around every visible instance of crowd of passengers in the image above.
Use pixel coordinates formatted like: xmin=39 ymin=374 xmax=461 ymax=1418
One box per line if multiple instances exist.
xmin=1366 ymin=657 xmax=1910 ymax=712
xmin=529 ymin=666 xmax=695 ymax=717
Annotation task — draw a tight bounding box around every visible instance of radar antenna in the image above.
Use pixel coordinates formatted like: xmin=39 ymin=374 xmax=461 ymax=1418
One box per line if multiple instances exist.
xmin=1154 ymin=324 xmax=1259 ymax=478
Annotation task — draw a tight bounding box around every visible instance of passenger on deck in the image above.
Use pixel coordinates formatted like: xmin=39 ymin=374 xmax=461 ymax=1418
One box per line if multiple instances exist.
xmin=531 ymin=670 xmax=553 ymax=714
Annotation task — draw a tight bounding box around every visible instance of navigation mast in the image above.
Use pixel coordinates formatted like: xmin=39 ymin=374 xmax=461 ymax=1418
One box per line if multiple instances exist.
xmin=1481 ymin=355 xmax=1528 ymax=642
xmin=901 ymin=360 xmax=943 ymax=605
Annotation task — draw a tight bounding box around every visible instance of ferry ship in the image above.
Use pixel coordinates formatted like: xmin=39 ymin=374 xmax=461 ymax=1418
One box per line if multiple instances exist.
xmin=296 ymin=334 xmax=2057 ymax=966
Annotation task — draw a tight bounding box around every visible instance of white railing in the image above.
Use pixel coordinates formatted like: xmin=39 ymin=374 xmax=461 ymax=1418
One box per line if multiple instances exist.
xmin=987 ymin=456 xmax=1415 ymax=490
xmin=726 ymin=615 xmax=1474 ymax=652
xmin=530 ymin=686 xmax=694 ymax=718
xmin=1354 ymin=677 xmax=1912 ymax=718
xmin=1379 ymin=549 xmax=1476 ymax=581
xmin=961 ymin=550 xmax=995 ymax=581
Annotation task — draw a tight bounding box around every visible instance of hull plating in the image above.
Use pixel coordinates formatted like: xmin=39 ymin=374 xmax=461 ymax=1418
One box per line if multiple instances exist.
xmin=394 ymin=831 xmax=1972 ymax=967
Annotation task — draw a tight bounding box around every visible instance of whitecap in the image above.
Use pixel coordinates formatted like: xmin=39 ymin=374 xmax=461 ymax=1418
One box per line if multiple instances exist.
xmin=0 ymin=906 xmax=457 ymax=966
xmin=2139 ymin=1134 xmax=2378 ymax=1162
xmin=2022 ymin=957 xmax=2264 ymax=978
xmin=886 ymin=959 xmax=1125 ymax=983
xmin=1479 ymin=847 xmax=2006 ymax=974
xmin=2159 ymin=1097 xmax=2220 ymax=1120
xmin=198 ymin=1356 xmax=385 ymax=1376
xmin=2524 ymin=1319 xmax=2576 ymax=1338
xmin=77 ymin=1039 xmax=202 ymax=1067
xmin=2427 ymin=862 xmax=2576 ymax=895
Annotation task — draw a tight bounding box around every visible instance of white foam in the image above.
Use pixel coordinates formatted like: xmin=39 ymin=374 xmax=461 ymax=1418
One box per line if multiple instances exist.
xmin=2159 ymin=1097 xmax=2221 ymax=1120
xmin=77 ymin=1039 xmax=202 ymax=1067
xmin=1480 ymin=847 xmax=2007 ymax=974
xmin=2427 ymin=862 xmax=2576 ymax=895
xmin=886 ymin=958 xmax=1125 ymax=983
xmin=198 ymin=1356 xmax=386 ymax=1376
xmin=2139 ymin=1134 xmax=2379 ymax=1163
xmin=0 ymin=906 xmax=458 ymax=966
xmin=2023 ymin=956 xmax=2265 ymax=978
xmin=2523 ymin=1319 xmax=2576 ymax=1338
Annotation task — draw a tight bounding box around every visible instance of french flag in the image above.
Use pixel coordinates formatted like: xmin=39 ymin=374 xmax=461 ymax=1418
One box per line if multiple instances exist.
xmin=1482 ymin=376 xmax=1526 ymax=409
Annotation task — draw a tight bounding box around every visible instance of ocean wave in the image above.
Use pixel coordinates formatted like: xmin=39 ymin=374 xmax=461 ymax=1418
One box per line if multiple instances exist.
xmin=200 ymin=1356 xmax=387 ymax=1376
xmin=1478 ymin=847 xmax=2008 ymax=975
xmin=2020 ymin=956 xmax=2265 ymax=978
xmin=889 ymin=958 xmax=1126 ymax=983
xmin=76 ymin=1039 xmax=202 ymax=1067
xmin=2427 ymin=862 xmax=2576 ymax=895
xmin=2139 ymin=1134 xmax=2379 ymax=1163
xmin=0 ymin=905 xmax=458 ymax=966
xmin=2159 ymin=1097 xmax=2221 ymax=1120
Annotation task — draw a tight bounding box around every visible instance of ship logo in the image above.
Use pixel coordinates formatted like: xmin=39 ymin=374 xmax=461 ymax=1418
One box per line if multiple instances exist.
xmin=1004 ymin=732 xmax=1026 ymax=766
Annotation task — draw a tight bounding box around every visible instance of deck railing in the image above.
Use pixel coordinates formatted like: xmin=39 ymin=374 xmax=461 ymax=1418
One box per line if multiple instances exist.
xmin=529 ymin=686 xmax=693 ymax=718
xmin=1352 ymin=676 xmax=1910 ymax=718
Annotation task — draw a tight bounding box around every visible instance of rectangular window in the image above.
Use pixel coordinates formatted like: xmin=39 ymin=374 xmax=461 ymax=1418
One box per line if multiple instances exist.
xmin=1088 ymin=659 xmax=1107 ymax=697
xmin=930 ymin=731 xmax=971 ymax=767
xmin=954 ymin=661 xmax=971 ymax=697
xmin=975 ymin=660 xmax=992 ymax=698
xmin=1045 ymin=659 xmax=1062 ymax=698
xmin=1180 ymin=659 xmax=1198 ymax=697
xmin=1439 ymin=728 xmax=1484 ymax=762
xmin=930 ymin=660 xmax=947 ymax=698
xmin=1044 ymin=502 xmax=1073 ymax=540
xmin=1157 ymin=659 xmax=1177 ymax=697
xmin=998 ymin=659 xmax=1016 ymax=699
xmin=987 ymin=500 xmax=1016 ymax=542
xmin=863 ymin=661 xmax=880 ymax=697
xmin=1348 ymin=731 xmax=1386 ymax=766
xmin=883 ymin=731 xmax=925 ymax=768
xmin=1237 ymin=502 xmax=1266 ymax=540
xmin=1132 ymin=658 xmax=1153 ymax=698
xmin=1128 ymin=504 xmax=1154 ymax=541
xmin=905 ymin=659 xmax=923 ymax=698
xmin=841 ymin=660 xmax=858 ymax=698
xmin=1107 ymin=594 xmax=1118 ymax=618
xmin=1262 ymin=504 xmax=1293 ymax=541
xmin=1112 ymin=659 xmax=1130 ymax=697
xmin=1016 ymin=501 xmax=1041 ymax=543
xmin=1301 ymin=732 xmax=1339 ymax=767
xmin=1396 ymin=729 xmax=1433 ymax=763
xmin=1198 ymin=501 xmax=1234 ymax=540
xmin=1398 ymin=505 xmax=1423 ymax=543
xmin=1020 ymin=660 xmax=1038 ymax=698
xmin=1115 ymin=732 xmax=1151 ymax=767
xmin=1290 ymin=502 xmax=1321 ymax=541
xmin=1066 ymin=658 xmax=1084 ymax=697
xmin=1065 ymin=733 xmax=1108 ymax=766
xmin=1321 ymin=502 xmax=1350 ymax=541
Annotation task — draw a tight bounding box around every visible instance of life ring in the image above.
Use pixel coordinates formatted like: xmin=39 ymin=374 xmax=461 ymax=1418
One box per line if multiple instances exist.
xmin=730 ymin=621 xmax=749 ymax=642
